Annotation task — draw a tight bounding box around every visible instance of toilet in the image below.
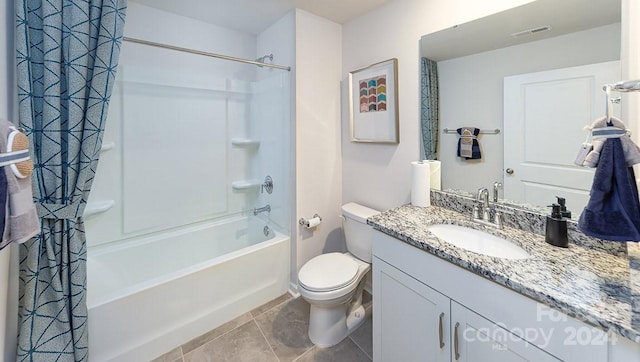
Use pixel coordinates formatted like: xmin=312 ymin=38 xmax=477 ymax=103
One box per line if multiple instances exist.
xmin=297 ymin=202 xmax=380 ymax=348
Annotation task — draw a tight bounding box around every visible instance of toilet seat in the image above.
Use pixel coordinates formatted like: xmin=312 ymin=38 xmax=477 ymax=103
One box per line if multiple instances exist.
xmin=298 ymin=253 xmax=359 ymax=292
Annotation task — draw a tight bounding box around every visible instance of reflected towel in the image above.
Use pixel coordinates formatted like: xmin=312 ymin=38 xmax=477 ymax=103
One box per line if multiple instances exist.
xmin=578 ymin=137 xmax=640 ymax=241
xmin=457 ymin=127 xmax=481 ymax=159
xmin=583 ymin=116 xmax=640 ymax=168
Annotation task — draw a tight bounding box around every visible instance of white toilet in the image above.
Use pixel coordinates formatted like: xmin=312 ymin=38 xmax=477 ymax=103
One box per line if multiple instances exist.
xmin=297 ymin=202 xmax=380 ymax=347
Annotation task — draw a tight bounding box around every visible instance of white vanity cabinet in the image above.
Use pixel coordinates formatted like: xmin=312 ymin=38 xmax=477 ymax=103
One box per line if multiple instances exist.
xmin=374 ymin=255 xmax=450 ymax=361
xmin=372 ymin=231 xmax=619 ymax=362
xmin=374 ymin=257 xmax=558 ymax=362
xmin=450 ymin=300 xmax=559 ymax=361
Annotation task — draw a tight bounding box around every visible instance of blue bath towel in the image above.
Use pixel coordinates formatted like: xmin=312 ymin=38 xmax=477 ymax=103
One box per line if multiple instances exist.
xmin=456 ymin=127 xmax=481 ymax=159
xmin=578 ymin=137 xmax=640 ymax=241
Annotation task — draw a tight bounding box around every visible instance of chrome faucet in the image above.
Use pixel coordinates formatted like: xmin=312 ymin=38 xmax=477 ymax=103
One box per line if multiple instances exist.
xmin=493 ymin=181 xmax=502 ymax=202
xmin=476 ymin=187 xmax=490 ymax=221
xmin=477 ymin=187 xmax=489 ymax=208
xmin=473 ymin=187 xmax=503 ymax=229
xmin=253 ymin=204 xmax=271 ymax=215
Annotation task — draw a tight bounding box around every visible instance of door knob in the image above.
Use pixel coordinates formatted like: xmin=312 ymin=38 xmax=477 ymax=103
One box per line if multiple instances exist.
xmin=505 ymin=168 xmax=514 ymax=175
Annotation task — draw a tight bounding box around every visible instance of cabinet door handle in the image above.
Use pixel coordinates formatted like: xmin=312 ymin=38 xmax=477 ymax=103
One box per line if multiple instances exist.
xmin=454 ymin=322 xmax=460 ymax=360
xmin=438 ymin=312 xmax=445 ymax=348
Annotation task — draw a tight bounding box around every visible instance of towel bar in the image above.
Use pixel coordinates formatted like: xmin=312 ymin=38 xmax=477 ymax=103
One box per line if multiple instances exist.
xmin=443 ymin=128 xmax=500 ymax=134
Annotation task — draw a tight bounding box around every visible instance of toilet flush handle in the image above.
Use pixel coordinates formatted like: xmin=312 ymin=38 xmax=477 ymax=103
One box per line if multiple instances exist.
xmin=339 ymin=214 xmax=347 ymax=221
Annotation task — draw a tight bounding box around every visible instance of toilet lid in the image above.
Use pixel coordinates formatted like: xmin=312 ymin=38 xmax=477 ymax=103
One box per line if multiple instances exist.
xmin=298 ymin=253 xmax=360 ymax=292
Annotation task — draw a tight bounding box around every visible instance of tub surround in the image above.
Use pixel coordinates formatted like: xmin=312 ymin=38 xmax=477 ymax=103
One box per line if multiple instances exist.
xmin=367 ymin=191 xmax=640 ymax=344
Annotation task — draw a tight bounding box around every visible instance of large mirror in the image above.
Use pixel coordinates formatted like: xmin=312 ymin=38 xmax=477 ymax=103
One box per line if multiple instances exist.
xmin=420 ymin=0 xmax=622 ymax=215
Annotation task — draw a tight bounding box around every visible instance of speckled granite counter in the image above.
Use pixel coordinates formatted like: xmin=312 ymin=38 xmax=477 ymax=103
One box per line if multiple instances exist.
xmin=368 ymin=203 xmax=640 ymax=344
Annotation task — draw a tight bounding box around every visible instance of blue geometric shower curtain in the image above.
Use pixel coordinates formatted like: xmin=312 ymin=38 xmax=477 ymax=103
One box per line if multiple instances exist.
xmin=15 ymin=1 xmax=126 ymax=361
xmin=421 ymin=57 xmax=439 ymax=160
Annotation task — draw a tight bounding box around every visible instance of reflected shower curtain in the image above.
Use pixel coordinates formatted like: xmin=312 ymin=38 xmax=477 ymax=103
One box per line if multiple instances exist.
xmin=421 ymin=57 xmax=439 ymax=160
xmin=15 ymin=0 xmax=127 ymax=360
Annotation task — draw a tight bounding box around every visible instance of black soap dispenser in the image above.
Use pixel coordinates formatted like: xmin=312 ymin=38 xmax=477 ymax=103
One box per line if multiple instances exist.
xmin=555 ymin=196 xmax=572 ymax=219
xmin=545 ymin=203 xmax=569 ymax=248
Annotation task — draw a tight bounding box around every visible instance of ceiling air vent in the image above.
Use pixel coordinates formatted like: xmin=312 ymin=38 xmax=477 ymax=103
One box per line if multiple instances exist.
xmin=511 ymin=25 xmax=552 ymax=38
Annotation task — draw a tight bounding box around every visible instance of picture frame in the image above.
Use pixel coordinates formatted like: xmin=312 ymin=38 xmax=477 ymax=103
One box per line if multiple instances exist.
xmin=348 ymin=58 xmax=399 ymax=144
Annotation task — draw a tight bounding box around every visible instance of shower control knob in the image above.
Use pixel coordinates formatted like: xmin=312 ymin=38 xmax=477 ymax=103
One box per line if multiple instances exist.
xmin=261 ymin=175 xmax=274 ymax=194
xmin=505 ymin=168 xmax=514 ymax=175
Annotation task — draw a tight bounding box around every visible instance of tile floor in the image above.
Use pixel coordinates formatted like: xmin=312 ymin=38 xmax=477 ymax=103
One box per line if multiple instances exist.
xmin=151 ymin=293 xmax=373 ymax=362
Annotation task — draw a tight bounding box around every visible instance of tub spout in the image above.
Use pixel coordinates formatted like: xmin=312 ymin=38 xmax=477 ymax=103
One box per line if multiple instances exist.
xmin=253 ymin=204 xmax=271 ymax=215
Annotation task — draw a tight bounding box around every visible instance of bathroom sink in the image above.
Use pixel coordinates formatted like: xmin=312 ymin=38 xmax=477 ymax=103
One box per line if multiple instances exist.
xmin=426 ymin=224 xmax=531 ymax=260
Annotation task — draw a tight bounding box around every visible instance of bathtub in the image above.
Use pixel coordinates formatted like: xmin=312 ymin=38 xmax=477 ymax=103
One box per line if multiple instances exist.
xmin=86 ymin=216 xmax=290 ymax=362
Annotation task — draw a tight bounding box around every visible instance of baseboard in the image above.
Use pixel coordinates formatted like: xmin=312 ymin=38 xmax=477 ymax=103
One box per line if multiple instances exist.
xmin=288 ymin=281 xmax=300 ymax=298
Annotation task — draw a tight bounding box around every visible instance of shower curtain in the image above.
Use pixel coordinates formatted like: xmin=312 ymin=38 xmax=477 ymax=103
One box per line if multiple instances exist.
xmin=421 ymin=57 xmax=439 ymax=160
xmin=15 ymin=0 xmax=127 ymax=360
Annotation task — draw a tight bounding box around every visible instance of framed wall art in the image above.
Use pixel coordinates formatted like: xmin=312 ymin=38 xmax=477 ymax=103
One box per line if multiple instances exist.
xmin=348 ymin=58 xmax=399 ymax=144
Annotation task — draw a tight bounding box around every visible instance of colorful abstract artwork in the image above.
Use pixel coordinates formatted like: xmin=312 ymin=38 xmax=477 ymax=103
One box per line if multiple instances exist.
xmin=359 ymin=75 xmax=387 ymax=113
xmin=349 ymin=58 xmax=398 ymax=143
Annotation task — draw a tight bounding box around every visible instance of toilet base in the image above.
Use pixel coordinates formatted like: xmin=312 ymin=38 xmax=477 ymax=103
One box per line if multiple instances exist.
xmin=308 ymin=303 xmax=366 ymax=348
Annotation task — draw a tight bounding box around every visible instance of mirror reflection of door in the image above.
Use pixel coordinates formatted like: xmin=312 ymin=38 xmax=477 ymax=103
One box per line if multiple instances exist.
xmin=503 ymin=61 xmax=621 ymax=211
xmin=419 ymin=0 xmax=621 ymax=210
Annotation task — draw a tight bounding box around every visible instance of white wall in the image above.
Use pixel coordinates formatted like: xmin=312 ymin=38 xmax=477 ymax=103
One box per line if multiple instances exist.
xmin=437 ymin=23 xmax=620 ymax=194
xmin=293 ymin=10 xmax=343 ymax=286
xmin=1 ymin=0 xmax=16 ymax=359
xmin=122 ymin=3 xmax=256 ymax=77
xmin=622 ymin=0 xmax=640 ymax=145
xmin=341 ymin=0 xmax=535 ymax=212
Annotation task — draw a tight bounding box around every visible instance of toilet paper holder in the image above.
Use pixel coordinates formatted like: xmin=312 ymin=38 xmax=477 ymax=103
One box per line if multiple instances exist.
xmin=299 ymin=214 xmax=322 ymax=228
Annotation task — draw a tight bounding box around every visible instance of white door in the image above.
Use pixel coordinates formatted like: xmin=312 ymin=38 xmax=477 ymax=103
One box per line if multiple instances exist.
xmin=373 ymin=257 xmax=450 ymax=362
xmin=503 ymin=61 xmax=620 ymax=213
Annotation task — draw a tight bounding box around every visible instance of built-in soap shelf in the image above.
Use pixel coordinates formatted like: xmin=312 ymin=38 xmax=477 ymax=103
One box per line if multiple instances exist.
xmin=101 ymin=141 xmax=115 ymax=153
xmin=84 ymin=200 xmax=115 ymax=218
xmin=231 ymin=138 xmax=260 ymax=148
xmin=231 ymin=180 xmax=261 ymax=191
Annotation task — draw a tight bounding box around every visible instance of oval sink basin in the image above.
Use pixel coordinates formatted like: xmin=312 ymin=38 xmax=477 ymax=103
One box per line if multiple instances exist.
xmin=426 ymin=224 xmax=531 ymax=260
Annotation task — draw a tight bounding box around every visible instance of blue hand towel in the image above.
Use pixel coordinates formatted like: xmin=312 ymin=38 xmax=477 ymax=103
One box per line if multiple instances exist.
xmin=456 ymin=127 xmax=481 ymax=159
xmin=578 ymin=137 xmax=640 ymax=241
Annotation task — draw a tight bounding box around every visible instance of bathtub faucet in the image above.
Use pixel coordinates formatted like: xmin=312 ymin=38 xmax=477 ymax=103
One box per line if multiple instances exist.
xmin=253 ymin=204 xmax=271 ymax=215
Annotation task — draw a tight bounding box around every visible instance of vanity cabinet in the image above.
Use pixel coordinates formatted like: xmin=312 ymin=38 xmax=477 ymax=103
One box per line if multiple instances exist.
xmin=372 ymin=231 xmax=612 ymax=362
xmin=450 ymin=300 xmax=559 ymax=361
xmin=374 ymin=257 xmax=558 ymax=361
xmin=374 ymin=256 xmax=449 ymax=361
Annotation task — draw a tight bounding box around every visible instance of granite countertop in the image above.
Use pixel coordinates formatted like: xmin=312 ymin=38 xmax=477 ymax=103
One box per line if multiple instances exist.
xmin=368 ymin=204 xmax=640 ymax=344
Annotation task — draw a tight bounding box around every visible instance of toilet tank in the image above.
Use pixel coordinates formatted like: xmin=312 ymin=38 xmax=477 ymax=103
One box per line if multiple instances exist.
xmin=341 ymin=203 xmax=380 ymax=263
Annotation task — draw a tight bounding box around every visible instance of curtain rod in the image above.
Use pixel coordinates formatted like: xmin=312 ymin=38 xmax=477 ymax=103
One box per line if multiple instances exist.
xmin=123 ymin=37 xmax=291 ymax=71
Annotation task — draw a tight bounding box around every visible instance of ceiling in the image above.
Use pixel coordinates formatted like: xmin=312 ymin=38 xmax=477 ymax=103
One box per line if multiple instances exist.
xmin=131 ymin=0 xmax=390 ymax=35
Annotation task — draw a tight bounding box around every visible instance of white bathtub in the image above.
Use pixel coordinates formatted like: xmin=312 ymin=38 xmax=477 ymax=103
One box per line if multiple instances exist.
xmin=87 ymin=216 xmax=290 ymax=362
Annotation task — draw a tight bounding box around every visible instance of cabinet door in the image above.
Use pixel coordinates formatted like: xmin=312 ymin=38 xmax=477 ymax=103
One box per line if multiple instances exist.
xmin=451 ymin=301 xmax=560 ymax=362
xmin=373 ymin=257 xmax=450 ymax=362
